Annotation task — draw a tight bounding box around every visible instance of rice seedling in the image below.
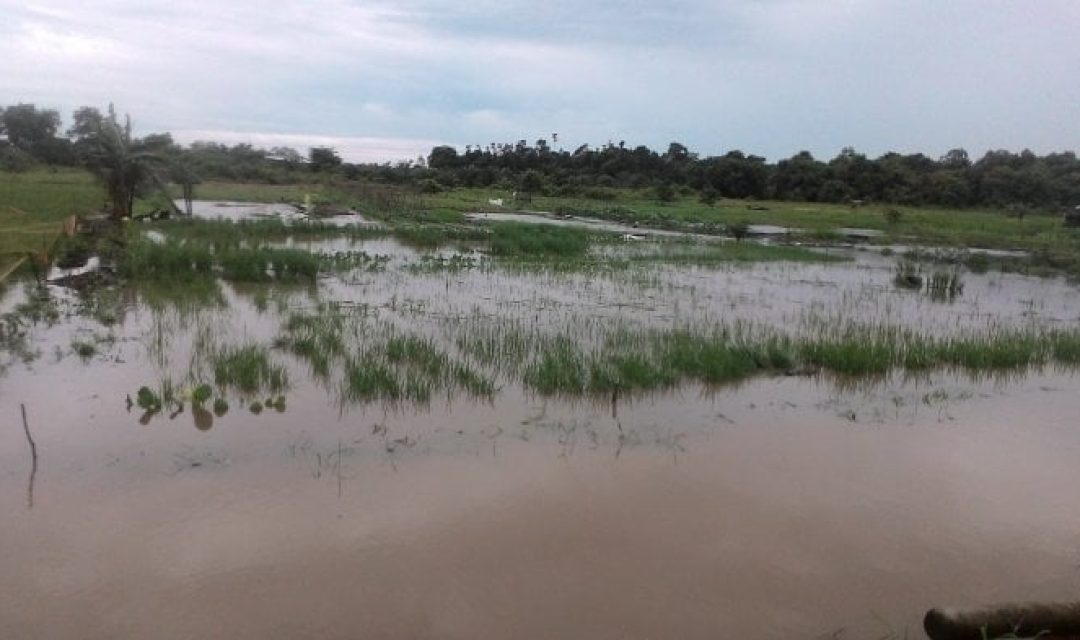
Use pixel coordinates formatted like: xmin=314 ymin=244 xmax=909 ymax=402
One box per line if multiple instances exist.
xmin=893 ymin=260 xmax=923 ymax=289
xmin=392 ymin=223 xmax=488 ymax=248
xmin=219 ymin=246 xmax=321 ymax=282
xmin=277 ymin=307 xmax=349 ymax=378
xmin=926 ymin=268 xmax=964 ymax=301
xmin=489 ymin=222 xmax=591 ymax=258
xmin=320 ymin=251 xmax=391 ymax=273
xmin=404 ymin=253 xmax=482 ymax=274
xmin=71 ymin=339 xmax=96 ymax=359
xmin=212 ymin=344 xmax=288 ymax=394
xmin=343 ymin=356 xmax=403 ymax=401
xmin=121 ymin=238 xmax=210 ymax=280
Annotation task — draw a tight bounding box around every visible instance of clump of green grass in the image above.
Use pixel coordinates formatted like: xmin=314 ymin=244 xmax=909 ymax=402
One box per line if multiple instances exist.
xmin=405 ymin=253 xmax=481 ymax=273
xmin=926 ymin=268 xmax=964 ymax=301
xmin=799 ymin=335 xmax=894 ymax=375
xmin=460 ymin=318 xmax=1080 ymax=396
xmin=213 ymin=344 xmax=288 ymax=394
xmin=218 ymin=246 xmax=320 ymax=282
xmin=523 ymin=337 xmax=588 ymax=394
xmin=489 ymin=222 xmax=590 ymax=258
xmin=344 ymin=356 xmax=404 ymax=401
xmin=392 ymin=224 xmax=447 ymax=248
xmin=136 ymin=278 xmax=226 ymax=314
xmin=278 ymin=308 xmax=348 ymax=378
xmin=122 ymin=237 xmax=214 ymax=280
xmin=378 ymin=334 xmax=494 ymax=400
xmin=392 ymin=223 xmax=488 ymax=248
xmin=278 ymin=308 xmax=495 ymax=406
xmin=71 ymin=339 xmax=96 ymax=359
xmin=321 ymin=251 xmax=391 ymax=273
xmin=123 ymin=234 xmax=320 ymax=283
xmin=893 ymin=260 xmax=923 ymax=289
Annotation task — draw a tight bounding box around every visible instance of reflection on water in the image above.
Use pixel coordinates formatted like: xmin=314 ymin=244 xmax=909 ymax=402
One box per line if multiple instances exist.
xmin=179 ymin=199 xmax=379 ymax=228
xmin=3 ymin=373 xmax=1080 ymax=638
xmin=2 ymin=232 xmax=1080 ymax=638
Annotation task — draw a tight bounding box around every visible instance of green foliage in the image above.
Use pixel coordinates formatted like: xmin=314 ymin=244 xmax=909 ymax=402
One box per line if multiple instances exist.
xmin=192 ymin=383 xmax=213 ymax=405
xmin=654 ymin=182 xmax=676 ymax=204
xmin=122 ymin=237 xmax=214 ymax=280
xmin=78 ymin=105 xmax=170 ymax=220
xmin=699 ymin=187 xmax=719 ymax=206
xmin=489 ymin=222 xmax=590 ymax=258
xmin=218 ymin=246 xmax=320 ymax=282
xmin=727 ymin=221 xmax=750 ymax=242
xmin=0 ymin=169 xmax=104 ymax=257
xmin=136 ymin=386 xmax=162 ymax=412
xmin=72 ymin=339 xmax=97 ymax=359
xmin=308 ymin=147 xmax=342 ymax=172
xmin=213 ymin=344 xmax=288 ymax=394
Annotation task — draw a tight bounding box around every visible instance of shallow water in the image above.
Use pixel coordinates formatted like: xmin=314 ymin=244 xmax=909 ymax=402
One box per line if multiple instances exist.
xmin=178 ymin=199 xmax=377 ymax=227
xmin=467 ymin=210 xmax=885 ymax=241
xmin=2 ymin=238 xmax=1080 ymax=638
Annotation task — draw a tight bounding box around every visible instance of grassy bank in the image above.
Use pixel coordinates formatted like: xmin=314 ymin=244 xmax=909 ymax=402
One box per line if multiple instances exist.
xmin=427 ymin=187 xmax=1078 ymax=253
xmin=0 ymin=169 xmax=103 ymax=261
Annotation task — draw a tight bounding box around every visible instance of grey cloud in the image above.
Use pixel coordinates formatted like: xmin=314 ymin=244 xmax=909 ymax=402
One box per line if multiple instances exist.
xmin=0 ymin=0 xmax=1077 ymax=162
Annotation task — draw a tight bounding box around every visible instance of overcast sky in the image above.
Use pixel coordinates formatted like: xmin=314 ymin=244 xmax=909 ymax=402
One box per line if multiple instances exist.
xmin=2 ymin=0 xmax=1078 ymax=163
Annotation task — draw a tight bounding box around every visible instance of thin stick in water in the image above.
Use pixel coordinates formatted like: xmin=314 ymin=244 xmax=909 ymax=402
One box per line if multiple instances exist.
xmin=21 ymin=403 xmax=38 ymax=509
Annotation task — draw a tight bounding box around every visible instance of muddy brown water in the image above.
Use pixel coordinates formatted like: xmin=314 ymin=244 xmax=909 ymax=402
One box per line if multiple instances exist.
xmin=2 ymin=240 xmax=1080 ymax=639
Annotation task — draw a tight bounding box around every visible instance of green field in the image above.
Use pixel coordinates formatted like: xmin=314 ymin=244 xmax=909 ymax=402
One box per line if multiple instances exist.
xmin=4 ymin=170 xmax=1079 ymax=280
xmin=174 ymin=179 xmax=1080 ymax=255
xmin=427 ymin=187 xmax=1077 ymax=252
xmin=0 ymin=170 xmax=103 ymax=266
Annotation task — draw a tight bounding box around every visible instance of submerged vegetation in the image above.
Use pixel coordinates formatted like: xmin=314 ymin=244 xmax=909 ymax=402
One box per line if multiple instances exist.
xmin=266 ymin=298 xmax=1080 ymax=406
xmin=4 ymin=134 xmax=1080 ymax=419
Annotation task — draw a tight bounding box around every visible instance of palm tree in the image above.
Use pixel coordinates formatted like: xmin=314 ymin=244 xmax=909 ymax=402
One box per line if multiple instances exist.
xmin=83 ymin=105 xmax=165 ymax=220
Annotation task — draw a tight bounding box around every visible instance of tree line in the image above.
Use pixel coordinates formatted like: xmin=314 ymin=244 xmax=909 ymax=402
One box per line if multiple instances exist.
xmin=3 ymin=102 xmax=1079 ymax=211
xmin=425 ymin=141 xmax=1080 ymax=210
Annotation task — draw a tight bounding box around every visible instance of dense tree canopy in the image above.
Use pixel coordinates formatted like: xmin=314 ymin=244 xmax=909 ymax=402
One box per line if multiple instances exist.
xmin=3 ymin=101 xmax=1080 ymax=211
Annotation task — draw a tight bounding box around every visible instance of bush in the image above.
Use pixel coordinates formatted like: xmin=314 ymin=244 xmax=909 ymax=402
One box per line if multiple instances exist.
xmin=0 ymin=145 xmax=33 ymax=172
xmin=654 ymin=182 xmax=675 ymax=204
xmin=416 ymin=178 xmax=445 ymax=194
xmin=699 ymin=187 xmax=720 ymax=206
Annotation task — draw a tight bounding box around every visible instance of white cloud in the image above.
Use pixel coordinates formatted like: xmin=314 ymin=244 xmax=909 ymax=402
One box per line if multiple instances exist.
xmin=171 ymin=129 xmax=442 ymax=164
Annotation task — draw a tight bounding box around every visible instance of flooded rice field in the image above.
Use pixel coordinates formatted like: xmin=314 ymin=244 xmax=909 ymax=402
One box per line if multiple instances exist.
xmin=2 ymin=232 xmax=1080 ymax=639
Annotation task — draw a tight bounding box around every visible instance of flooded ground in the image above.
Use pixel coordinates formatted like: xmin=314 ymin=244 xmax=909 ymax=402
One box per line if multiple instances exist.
xmin=180 ymin=199 xmax=379 ymax=227
xmin=466 ymin=210 xmax=886 ymax=241
xmin=2 ymin=231 xmax=1079 ymax=638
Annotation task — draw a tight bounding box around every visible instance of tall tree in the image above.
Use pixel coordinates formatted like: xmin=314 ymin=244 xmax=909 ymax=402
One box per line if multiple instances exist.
xmin=81 ymin=105 xmax=166 ymax=220
xmin=309 ymin=146 xmax=342 ymax=172
xmin=1 ymin=104 xmax=61 ymax=152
